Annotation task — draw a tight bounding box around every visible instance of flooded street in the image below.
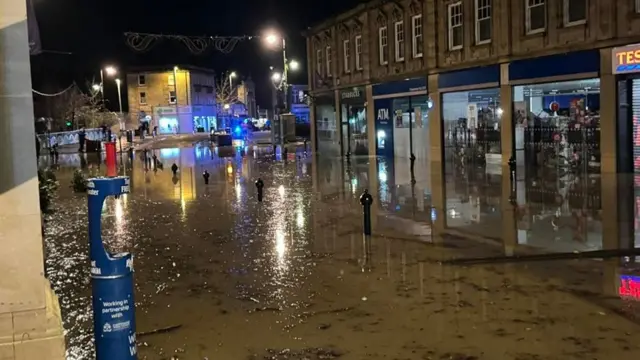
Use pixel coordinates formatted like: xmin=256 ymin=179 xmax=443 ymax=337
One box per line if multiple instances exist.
xmin=42 ymin=143 xmax=640 ymax=359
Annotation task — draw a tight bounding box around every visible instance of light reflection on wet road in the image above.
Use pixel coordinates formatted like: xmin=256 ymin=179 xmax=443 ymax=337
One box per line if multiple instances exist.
xmin=43 ymin=144 xmax=640 ymax=359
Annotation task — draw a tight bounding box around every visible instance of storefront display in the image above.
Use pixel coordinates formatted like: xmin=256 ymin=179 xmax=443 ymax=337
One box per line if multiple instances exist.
xmin=512 ymin=79 xmax=601 ymax=176
xmin=372 ymin=78 xmax=430 ymax=158
xmin=313 ymin=95 xmax=338 ymax=156
xmin=442 ymin=88 xmax=502 ymax=173
xmin=613 ymin=44 xmax=640 ymax=250
xmin=340 ymin=87 xmax=368 ymax=156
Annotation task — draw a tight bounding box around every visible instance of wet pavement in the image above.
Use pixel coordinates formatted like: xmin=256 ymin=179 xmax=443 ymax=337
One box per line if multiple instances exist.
xmin=41 ymin=143 xmax=640 ymax=359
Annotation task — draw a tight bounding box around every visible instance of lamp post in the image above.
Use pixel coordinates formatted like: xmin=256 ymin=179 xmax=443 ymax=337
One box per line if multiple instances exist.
xmin=173 ymin=66 xmax=179 ymax=134
xmin=229 ymin=71 xmax=237 ymax=88
xmin=265 ymin=32 xmax=292 ymax=112
xmin=100 ymin=66 xmax=117 ymax=102
xmin=115 ymin=78 xmax=123 ymax=131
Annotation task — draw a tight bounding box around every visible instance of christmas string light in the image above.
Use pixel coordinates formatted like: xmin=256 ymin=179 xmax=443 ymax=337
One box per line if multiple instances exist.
xmin=32 ymin=83 xmax=76 ymax=97
xmin=124 ymin=32 xmax=256 ymax=54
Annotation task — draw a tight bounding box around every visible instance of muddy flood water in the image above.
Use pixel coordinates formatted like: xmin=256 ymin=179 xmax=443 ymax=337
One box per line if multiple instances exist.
xmin=42 ymin=145 xmax=640 ymax=359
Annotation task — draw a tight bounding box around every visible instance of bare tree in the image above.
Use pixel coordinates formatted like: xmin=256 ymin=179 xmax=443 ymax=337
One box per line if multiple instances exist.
xmin=49 ymin=83 xmax=118 ymax=130
xmin=216 ymin=71 xmax=239 ymax=110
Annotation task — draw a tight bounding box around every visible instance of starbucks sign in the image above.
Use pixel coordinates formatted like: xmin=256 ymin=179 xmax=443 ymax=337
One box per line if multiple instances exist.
xmin=340 ymin=87 xmax=365 ymax=102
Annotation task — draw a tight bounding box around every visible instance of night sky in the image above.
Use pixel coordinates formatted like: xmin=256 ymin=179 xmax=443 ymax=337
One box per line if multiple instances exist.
xmin=30 ymin=0 xmax=364 ymax=111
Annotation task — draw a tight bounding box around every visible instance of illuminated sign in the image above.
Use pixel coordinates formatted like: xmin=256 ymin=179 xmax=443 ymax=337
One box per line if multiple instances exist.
xmin=619 ymin=275 xmax=640 ymax=300
xmin=612 ymin=45 xmax=640 ymax=74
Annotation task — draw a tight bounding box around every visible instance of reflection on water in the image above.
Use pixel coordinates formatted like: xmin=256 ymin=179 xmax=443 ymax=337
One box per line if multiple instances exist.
xmin=40 ymin=146 xmax=640 ymax=358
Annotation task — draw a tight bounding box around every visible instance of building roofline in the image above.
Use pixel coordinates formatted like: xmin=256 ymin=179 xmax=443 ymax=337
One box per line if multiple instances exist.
xmin=303 ymin=0 xmax=383 ymax=37
xmin=126 ymin=65 xmax=217 ymax=75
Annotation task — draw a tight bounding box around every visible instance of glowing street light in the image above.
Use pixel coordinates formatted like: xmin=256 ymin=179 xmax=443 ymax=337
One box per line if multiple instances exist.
xmin=99 ymin=65 xmax=118 ymax=101
xmin=104 ymin=66 xmax=117 ymax=76
xmin=271 ymin=72 xmax=282 ymax=82
xmin=229 ymin=71 xmax=237 ymax=87
xmin=92 ymin=84 xmax=101 ymax=91
xmin=289 ymin=60 xmax=299 ymax=71
xmin=265 ymin=32 xmax=279 ymax=46
xmin=224 ymin=103 xmax=230 ymax=110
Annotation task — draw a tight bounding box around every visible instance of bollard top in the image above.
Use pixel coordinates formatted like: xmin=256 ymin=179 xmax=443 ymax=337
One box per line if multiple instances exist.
xmin=359 ymin=189 xmax=374 ymax=205
xmin=255 ymin=178 xmax=264 ymax=188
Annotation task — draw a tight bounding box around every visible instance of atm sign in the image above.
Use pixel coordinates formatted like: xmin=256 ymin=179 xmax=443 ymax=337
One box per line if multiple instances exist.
xmin=613 ymin=45 xmax=640 ymax=74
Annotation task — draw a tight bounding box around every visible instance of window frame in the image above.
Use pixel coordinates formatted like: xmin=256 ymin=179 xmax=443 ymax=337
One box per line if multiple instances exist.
xmin=563 ymin=0 xmax=587 ymax=27
xmin=355 ymin=35 xmax=363 ymax=70
xmin=316 ymin=48 xmax=323 ymax=76
xmin=169 ymin=90 xmax=177 ymax=104
xmin=411 ymin=15 xmax=423 ymax=58
xmin=139 ymin=91 xmax=147 ymax=105
xmin=138 ymin=74 xmax=146 ymax=86
xmin=475 ymin=0 xmax=492 ymax=45
xmin=343 ymin=39 xmax=351 ymax=73
xmin=394 ymin=20 xmax=405 ymax=62
xmin=379 ymin=26 xmax=389 ymax=65
xmin=448 ymin=1 xmax=463 ymax=51
xmin=325 ymin=46 xmax=332 ymax=77
xmin=526 ymin=0 xmax=547 ymax=35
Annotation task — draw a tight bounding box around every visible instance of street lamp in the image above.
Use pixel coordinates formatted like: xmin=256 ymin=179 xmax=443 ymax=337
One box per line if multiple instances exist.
xmin=104 ymin=66 xmax=117 ymax=76
xmin=289 ymin=60 xmax=300 ymax=71
xmin=115 ymin=79 xmax=124 ymax=131
xmin=92 ymin=84 xmax=101 ymax=92
xmin=229 ymin=71 xmax=237 ymax=90
xmin=271 ymin=72 xmax=282 ymax=82
xmin=263 ymin=30 xmax=291 ymax=111
xmin=100 ymin=66 xmax=117 ymax=100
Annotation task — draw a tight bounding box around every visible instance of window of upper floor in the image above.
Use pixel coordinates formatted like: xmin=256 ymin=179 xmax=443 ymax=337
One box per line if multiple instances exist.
xmin=139 ymin=92 xmax=147 ymax=104
xmin=316 ymin=48 xmax=323 ymax=76
xmin=355 ymin=35 xmax=363 ymax=70
xmin=169 ymin=90 xmax=176 ymax=104
xmin=138 ymin=74 xmax=146 ymax=86
xmin=448 ymin=2 xmax=463 ymax=50
xmin=475 ymin=0 xmax=492 ymax=44
xmin=563 ymin=0 xmax=586 ymax=26
xmin=326 ymin=46 xmax=332 ymax=77
xmin=394 ymin=20 xmax=405 ymax=62
xmin=379 ymin=26 xmax=389 ymax=65
xmin=411 ymin=15 xmax=423 ymax=58
xmin=343 ymin=39 xmax=351 ymax=73
xmin=526 ymin=0 xmax=546 ymax=34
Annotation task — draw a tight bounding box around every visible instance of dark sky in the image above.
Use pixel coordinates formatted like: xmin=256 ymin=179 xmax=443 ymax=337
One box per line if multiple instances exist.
xmin=30 ymin=0 xmax=364 ymax=110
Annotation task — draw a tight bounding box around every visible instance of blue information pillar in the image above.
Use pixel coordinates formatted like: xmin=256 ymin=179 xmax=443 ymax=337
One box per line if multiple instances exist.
xmin=87 ymin=176 xmax=137 ymax=360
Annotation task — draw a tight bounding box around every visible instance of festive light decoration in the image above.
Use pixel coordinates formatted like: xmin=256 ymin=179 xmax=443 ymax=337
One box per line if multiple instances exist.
xmin=124 ymin=32 xmax=256 ymax=54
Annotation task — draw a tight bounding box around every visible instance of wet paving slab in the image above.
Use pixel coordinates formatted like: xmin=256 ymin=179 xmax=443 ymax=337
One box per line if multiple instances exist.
xmin=41 ymin=145 xmax=640 ymax=359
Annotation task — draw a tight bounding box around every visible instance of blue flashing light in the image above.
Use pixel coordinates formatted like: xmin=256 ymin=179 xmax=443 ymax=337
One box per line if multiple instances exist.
xmin=234 ymin=126 xmax=242 ymax=135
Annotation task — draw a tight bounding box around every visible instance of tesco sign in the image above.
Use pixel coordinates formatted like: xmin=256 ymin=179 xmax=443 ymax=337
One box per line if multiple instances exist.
xmin=613 ymin=44 xmax=640 ymax=74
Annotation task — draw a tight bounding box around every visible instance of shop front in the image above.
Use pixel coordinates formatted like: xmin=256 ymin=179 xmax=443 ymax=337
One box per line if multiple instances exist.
xmin=339 ymin=87 xmax=368 ymax=156
xmin=611 ymin=43 xmax=640 ymax=251
xmin=509 ymin=50 xmax=601 ymax=177
xmin=372 ymin=77 xmax=430 ymax=159
xmin=440 ymin=66 xmax=502 ymax=175
xmin=313 ymin=93 xmax=339 ymax=156
xmin=192 ymin=105 xmax=217 ymax=133
xmin=507 ymin=50 xmax=603 ymax=253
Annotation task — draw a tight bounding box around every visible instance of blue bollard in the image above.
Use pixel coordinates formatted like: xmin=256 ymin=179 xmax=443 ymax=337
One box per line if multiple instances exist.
xmin=87 ymin=176 xmax=137 ymax=360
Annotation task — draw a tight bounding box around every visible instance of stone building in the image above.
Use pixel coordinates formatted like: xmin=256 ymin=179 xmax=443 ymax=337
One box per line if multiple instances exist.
xmin=126 ymin=65 xmax=218 ymax=134
xmin=306 ymin=0 xmax=640 ymax=177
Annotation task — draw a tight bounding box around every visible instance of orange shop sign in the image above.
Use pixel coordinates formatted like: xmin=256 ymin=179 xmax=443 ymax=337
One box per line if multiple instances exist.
xmin=613 ymin=44 xmax=640 ymax=74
